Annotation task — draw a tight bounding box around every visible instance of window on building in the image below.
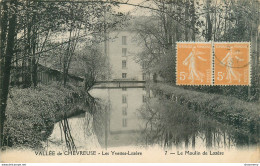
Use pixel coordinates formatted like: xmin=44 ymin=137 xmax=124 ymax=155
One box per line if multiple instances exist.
xmin=122 ymin=95 xmax=127 ymax=103
xmin=122 ymin=73 xmax=127 ymax=78
xmin=143 ymin=95 xmax=146 ymax=103
xmin=122 ymin=60 xmax=126 ymax=69
xmin=122 ymin=48 xmax=127 ymax=56
xmin=122 ymin=107 xmax=127 ymax=116
xmin=142 ymin=73 xmax=146 ymax=80
xmin=122 ymin=36 xmax=127 ymax=45
xmin=122 ymin=118 xmax=127 ymax=127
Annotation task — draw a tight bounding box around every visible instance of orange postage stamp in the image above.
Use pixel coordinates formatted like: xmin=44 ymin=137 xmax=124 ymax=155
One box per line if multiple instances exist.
xmin=176 ymin=42 xmax=212 ymax=85
xmin=214 ymin=42 xmax=250 ymax=86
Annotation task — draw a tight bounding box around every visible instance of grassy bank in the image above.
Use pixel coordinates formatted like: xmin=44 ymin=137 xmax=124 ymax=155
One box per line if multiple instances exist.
xmin=150 ymin=83 xmax=260 ymax=135
xmin=3 ymin=83 xmax=88 ymax=149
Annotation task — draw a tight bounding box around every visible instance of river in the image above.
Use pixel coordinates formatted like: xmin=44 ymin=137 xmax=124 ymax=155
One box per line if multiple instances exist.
xmin=47 ymin=87 xmax=259 ymax=151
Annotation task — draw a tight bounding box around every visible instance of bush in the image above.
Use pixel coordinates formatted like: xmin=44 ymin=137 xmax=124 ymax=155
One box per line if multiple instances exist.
xmin=3 ymin=83 xmax=85 ymax=149
xmin=151 ymin=83 xmax=260 ymax=133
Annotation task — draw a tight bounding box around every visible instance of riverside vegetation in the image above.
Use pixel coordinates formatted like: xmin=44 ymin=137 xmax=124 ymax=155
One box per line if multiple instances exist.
xmin=150 ymin=83 xmax=260 ymax=136
xmin=139 ymin=83 xmax=260 ymax=148
xmin=3 ymin=83 xmax=90 ymax=149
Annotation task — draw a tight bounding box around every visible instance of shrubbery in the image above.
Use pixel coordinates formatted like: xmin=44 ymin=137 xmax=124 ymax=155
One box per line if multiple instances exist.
xmin=151 ymin=83 xmax=260 ymax=134
xmin=3 ymin=83 xmax=86 ymax=149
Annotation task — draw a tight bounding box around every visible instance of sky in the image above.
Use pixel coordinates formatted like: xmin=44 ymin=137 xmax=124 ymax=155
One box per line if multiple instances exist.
xmin=114 ymin=0 xmax=153 ymax=16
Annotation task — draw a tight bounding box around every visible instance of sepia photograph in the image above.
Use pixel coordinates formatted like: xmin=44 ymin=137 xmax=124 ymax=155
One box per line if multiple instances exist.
xmin=0 ymin=0 xmax=259 ymax=164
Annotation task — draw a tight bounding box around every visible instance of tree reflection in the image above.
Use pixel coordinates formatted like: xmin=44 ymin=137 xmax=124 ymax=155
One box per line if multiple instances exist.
xmin=139 ymin=96 xmax=259 ymax=149
xmin=56 ymin=92 xmax=102 ymax=152
xmin=59 ymin=116 xmax=77 ymax=152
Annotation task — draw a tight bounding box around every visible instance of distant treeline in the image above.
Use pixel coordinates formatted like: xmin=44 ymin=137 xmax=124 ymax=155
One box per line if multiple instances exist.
xmin=133 ymin=0 xmax=259 ymax=101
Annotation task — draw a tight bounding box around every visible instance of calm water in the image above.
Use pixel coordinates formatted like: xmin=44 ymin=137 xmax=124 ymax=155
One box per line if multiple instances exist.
xmin=48 ymin=87 xmax=259 ymax=150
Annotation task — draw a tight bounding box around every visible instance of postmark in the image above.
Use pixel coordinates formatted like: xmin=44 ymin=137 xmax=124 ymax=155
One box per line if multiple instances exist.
xmin=176 ymin=42 xmax=213 ymax=85
xmin=214 ymin=42 xmax=250 ymax=86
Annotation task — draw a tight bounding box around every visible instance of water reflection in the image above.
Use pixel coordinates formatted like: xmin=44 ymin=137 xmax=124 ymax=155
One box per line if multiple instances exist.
xmin=139 ymin=98 xmax=234 ymax=149
xmin=49 ymin=87 xmax=259 ymax=150
xmin=47 ymin=112 xmax=100 ymax=150
xmin=59 ymin=117 xmax=77 ymax=151
xmin=92 ymin=87 xmax=259 ymax=149
xmin=91 ymin=88 xmax=146 ymax=148
xmin=139 ymin=90 xmax=259 ymax=150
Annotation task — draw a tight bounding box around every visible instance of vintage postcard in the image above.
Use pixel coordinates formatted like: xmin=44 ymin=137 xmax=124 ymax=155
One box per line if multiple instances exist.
xmin=0 ymin=0 xmax=259 ymax=164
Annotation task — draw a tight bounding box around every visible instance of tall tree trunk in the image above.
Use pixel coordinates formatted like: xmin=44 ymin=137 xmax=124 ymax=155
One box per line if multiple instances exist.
xmin=206 ymin=128 xmax=212 ymax=148
xmin=24 ymin=1 xmax=32 ymax=88
xmin=22 ymin=27 xmax=27 ymax=85
xmin=0 ymin=0 xmax=17 ymax=147
xmin=63 ymin=22 xmax=73 ymax=87
xmin=257 ymin=1 xmax=260 ymax=102
xmin=31 ymin=12 xmax=38 ymax=87
xmin=184 ymin=136 xmax=189 ymax=149
xmin=184 ymin=0 xmax=189 ymax=41
xmin=250 ymin=0 xmax=259 ymax=100
xmin=190 ymin=0 xmax=196 ymax=41
xmin=14 ymin=34 xmax=19 ymax=86
xmin=192 ymin=133 xmax=195 ymax=149
xmin=0 ymin=0 xmax=8 ymax=148
xmin=206 ymin=0 xmax=212 ymax=41
xmin=0 ymin=1 xmax=8 ymax=97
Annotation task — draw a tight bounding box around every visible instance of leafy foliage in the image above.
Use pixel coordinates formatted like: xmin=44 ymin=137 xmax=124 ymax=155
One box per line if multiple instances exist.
xmin=134 ymin=0 xmax=259 ymax=101
xmin=151 ymin=83 xmax=260 ymax=133
xmin=3 ymin=83 xmax=87 ymax=148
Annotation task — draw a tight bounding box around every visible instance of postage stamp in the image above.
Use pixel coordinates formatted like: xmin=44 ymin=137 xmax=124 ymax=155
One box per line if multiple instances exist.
xmin=214 ymin=42 xmax=250 ymax=86
xmin=176 ymin=42 xmax=212 ymax=85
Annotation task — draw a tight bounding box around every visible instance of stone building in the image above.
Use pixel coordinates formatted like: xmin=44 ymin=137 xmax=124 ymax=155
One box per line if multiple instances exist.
xmin=106 ymin=30 xmax=145 ymax=81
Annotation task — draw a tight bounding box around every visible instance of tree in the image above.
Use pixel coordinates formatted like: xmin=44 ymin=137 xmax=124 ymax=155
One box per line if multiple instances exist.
xmin=134 ymin=0 xmax=201 ymax=83
xmin=74 ymin=43 xmax=111 ymax=91
xmin=0 ymin=0 xmax=17 ymax=147
xmin=36 ymin=2 xmax=125 ymax=87
xmin=10 ymin=1 xmax=63 ymax=88
xmin=0 ymin=0 xmax=126 ymax=147
xmin=200 ymin=0 xmax=259 ymax=100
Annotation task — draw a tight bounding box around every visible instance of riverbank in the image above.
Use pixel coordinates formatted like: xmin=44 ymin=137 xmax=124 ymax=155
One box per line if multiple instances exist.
xmin=3 ymin=83 xmax=89 ymax=149
xmin=150 ymin=83 xmax=260 ymax=135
